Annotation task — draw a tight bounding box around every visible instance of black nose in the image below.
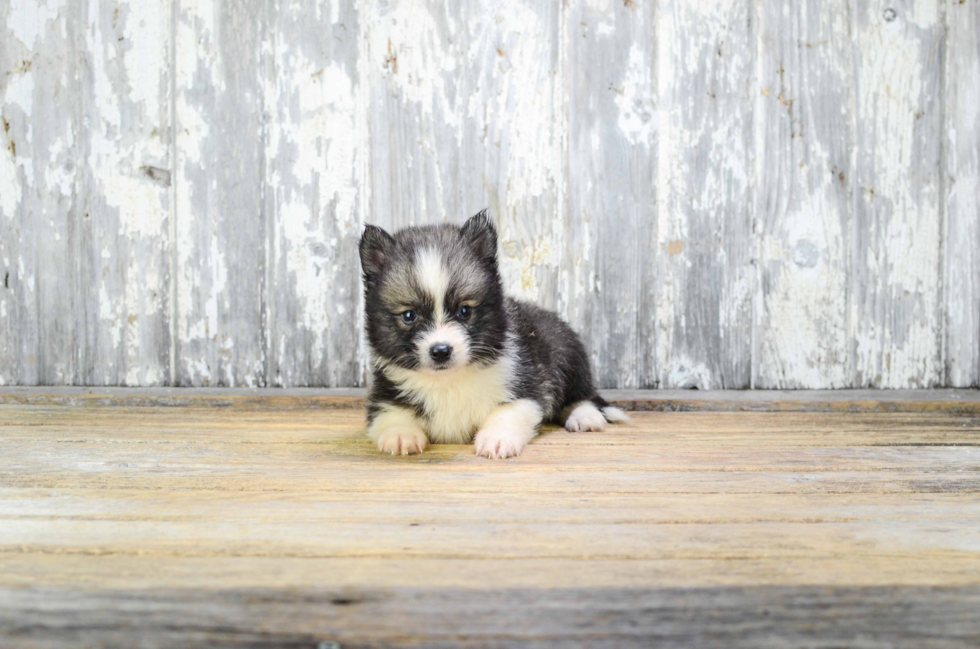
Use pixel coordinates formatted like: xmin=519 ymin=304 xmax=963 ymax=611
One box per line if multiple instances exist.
xmin=429 ymin=344 xmax=452 ymax=363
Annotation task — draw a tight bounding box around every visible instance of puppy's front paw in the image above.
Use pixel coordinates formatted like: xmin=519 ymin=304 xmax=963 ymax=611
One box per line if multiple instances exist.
xmin=376 ymin=427 xmax=428 ymax=456
xmin=564 ymin=402 xmax=606 ymax=432
xmin=474 ymin=424 xmax=530 ymax=459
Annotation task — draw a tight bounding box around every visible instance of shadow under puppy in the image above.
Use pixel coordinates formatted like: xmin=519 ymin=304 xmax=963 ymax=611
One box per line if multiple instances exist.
xmin=359 ymin=210 xmax=627 ymax=459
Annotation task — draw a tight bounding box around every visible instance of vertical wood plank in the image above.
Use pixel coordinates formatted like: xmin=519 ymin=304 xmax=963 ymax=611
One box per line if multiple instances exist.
xmin=456 ymin=0 xmax=563 ymax=308
xmin=74 ymin=0 xmax=173 ymax=385
xmin=264 ymin=0 xmax=363 ymax=387
xmin=0 ymin=0 xmax=76 ymax=385
xmin=754 ymin=0 xmax=853 ymax=388
xmin=852 ymin=0 xmax=943 ymax=388
xmin=174 ymin=0 xmax=267 ymax=386
xmin=365 ymin=1 xmax=458 ymax=232
xmin=944 ymin=0 xmax=980 ymax=388
xmin=367 ymin=0 xmax=563 ymax=308
xmin=655 ymin=0 xmax=754 ymax=389
xmin=564 ymin=0 xmax=655 ymax=388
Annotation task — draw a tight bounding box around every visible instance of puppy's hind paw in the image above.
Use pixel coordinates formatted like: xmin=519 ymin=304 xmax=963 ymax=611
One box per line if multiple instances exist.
xmin=564 ymin=401 xmax=607 ymax=432
xmin=601 ymin=406 xmax=629 ymax=423
xmin=375 ymin=427 xmax=428 ymax=456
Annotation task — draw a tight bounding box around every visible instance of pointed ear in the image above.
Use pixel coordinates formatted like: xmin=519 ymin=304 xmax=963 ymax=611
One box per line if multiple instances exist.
xmin=461 ymin=209 xmax=498 ymax=264
xmin=359 ymin=225 xmax=395 ymax=281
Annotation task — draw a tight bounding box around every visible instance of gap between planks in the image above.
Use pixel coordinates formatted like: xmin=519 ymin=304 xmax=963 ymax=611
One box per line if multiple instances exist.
xmin=0 ymin=388 xmax=979 ymax=412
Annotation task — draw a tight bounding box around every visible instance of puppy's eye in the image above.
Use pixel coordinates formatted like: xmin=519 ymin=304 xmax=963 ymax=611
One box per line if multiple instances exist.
xmin=456 ymin=305 xmax=472 ymax=320
xmin=400 ymin=310 xmax=417 ymax=324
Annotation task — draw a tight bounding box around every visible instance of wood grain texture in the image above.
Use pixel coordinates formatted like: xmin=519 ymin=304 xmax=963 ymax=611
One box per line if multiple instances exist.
xmin=456 ymin=0 xmax=563 ymax=310
xmin=367 ymin=0 xmax=563 ymax=309
xmin=174 ymin=0 xmax=267 ymax=387
xmin=852 ymin=0 xmax=944 ymax=388
xmin=366 ymin=0 xmax=459 ymax=232
xmin=564 ymin=0 xmax=654 ymax=388
xmin=74 ymin=0 xmax=174 ymax=386
xmin=264 ymin=0 xmax=364 ymax=387
xmin=754 ymin=0 xmax=853 ymax=388
xmin=1 ymin=399 xmax=979 ymax=646
xmin=2 ymin=0 xmax=980 ymax=389
xmin=0 ymin=1 xmax=76 ymax=385
xmin=944 ymin=0 xmax=980 ymax=388
xmin=655 ymin=0 xmax=755 ymax=389
xmin=2 ymin=585 xmax=979 ymax=648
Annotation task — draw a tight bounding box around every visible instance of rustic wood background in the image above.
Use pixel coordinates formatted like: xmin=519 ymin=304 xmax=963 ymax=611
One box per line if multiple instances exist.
xmin=1 ymin=0 xmax=978 ymax=389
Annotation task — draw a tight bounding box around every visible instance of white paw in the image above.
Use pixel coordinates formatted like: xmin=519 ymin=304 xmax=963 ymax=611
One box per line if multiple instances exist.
xmin=564 ymin=402 xmax=606 ymax=432
xmin=474 ymin=425 xmax=530 ymax=459
xmin=375 ymin=427 xmax=428 ymax=456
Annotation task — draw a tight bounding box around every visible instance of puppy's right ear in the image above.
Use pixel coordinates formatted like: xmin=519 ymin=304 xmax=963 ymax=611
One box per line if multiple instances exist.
xmin=359 ymin=225 xmax=395 ymax=281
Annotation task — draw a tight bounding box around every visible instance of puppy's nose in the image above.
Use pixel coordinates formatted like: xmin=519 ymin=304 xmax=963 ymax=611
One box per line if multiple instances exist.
xmin=429 ymin=343 xmax=452 ymax=363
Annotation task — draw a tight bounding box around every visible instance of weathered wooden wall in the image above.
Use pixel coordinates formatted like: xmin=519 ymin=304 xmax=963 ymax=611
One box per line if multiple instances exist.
xmin=1 ymin=0 xmax=978 ymax=389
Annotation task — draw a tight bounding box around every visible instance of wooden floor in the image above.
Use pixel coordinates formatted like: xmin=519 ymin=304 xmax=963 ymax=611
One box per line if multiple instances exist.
xmin=2 ymin=391 xmax=980 ymax=648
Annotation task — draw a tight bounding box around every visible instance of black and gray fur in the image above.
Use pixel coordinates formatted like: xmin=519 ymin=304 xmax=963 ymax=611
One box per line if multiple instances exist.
xmin=359 ymin=209 xmax=619 ymax=430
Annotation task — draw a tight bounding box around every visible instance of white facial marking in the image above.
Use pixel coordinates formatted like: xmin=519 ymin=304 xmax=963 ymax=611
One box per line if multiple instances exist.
xmin=416 ymin=321 xmax=470 ymax=371
xmin=415 ymin=247 xmax=450 ymax=324
xmin=564 ymin=401 xmax=607 ymax=432
xmin=474 ymin=399 xmax=543 ymax=459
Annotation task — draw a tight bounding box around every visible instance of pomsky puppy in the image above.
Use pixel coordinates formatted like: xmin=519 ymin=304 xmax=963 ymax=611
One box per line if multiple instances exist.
xmin=358 ymin=210 xmax=628 ymax=459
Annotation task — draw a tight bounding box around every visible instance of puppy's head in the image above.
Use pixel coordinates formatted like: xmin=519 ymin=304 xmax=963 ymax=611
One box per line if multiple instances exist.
xmin=359 ymin=210 xmax=507 ymax=373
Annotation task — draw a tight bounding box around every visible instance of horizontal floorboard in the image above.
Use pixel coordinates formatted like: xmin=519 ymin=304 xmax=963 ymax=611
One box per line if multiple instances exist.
xmin=2 ymin=585 xmax=980 ymax=649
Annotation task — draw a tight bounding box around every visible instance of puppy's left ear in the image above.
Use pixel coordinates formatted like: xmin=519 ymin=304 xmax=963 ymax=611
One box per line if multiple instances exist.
xmin=461 ymin=209 xmax=498 ymax=265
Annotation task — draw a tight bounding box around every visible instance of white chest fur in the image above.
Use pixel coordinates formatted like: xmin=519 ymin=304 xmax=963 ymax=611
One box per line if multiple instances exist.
xmin=382 ymin=355 xmax=515 ymax=444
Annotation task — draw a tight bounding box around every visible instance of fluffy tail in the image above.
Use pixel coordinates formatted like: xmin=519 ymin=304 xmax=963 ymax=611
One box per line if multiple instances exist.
xmin=590 ymin=395 xmax=630 ymax=423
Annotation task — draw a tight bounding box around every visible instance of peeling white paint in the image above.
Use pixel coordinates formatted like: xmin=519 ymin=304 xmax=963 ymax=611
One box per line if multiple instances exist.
xmin=1 ymin=0 xmax=975 ymax=389
xmin=368 ymin=1 xmax=458 ymax=126
xmin=0 ymin=148 xmax=20 ymax=218
xmin=120 ymin=5 xmax=167 ymax=119
xmin=4 ymin=69 xmax=35 ymax=116
xmin=76 ymin=0 xmax=173 ymax=386
xmin=8 ymin=0 xmax=66 ymax=48
xmin=852 ymin=0 xmax=943 ymax=387
xmin=906 ymin=0 xmax=938 ymax=29
xmin=260 ymin=0 xmax=364 ymax=387
xmin=45 ymin=136 xmax=73 ymax=198
xmin=99 ymin=282 xmax=122 ymax=351
xmin=753 ymin=0 xmax=853 ymax=389
xmin=0 ymin=62 xmax=36 ymax=209
xmin=467 ymin=0 xmax=562 ymax=305
xmin=944 ymin=0 xmax=980 ymax=387
xmin=615 ymin=43 xmax=654 ymax=146
xmin=204 ymin=233 xmax=227 ymax=344
xmin=656 ymin=0 xmax=754 ymax=388
xmin=489 ymin=2 xmax=558 ymax=211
